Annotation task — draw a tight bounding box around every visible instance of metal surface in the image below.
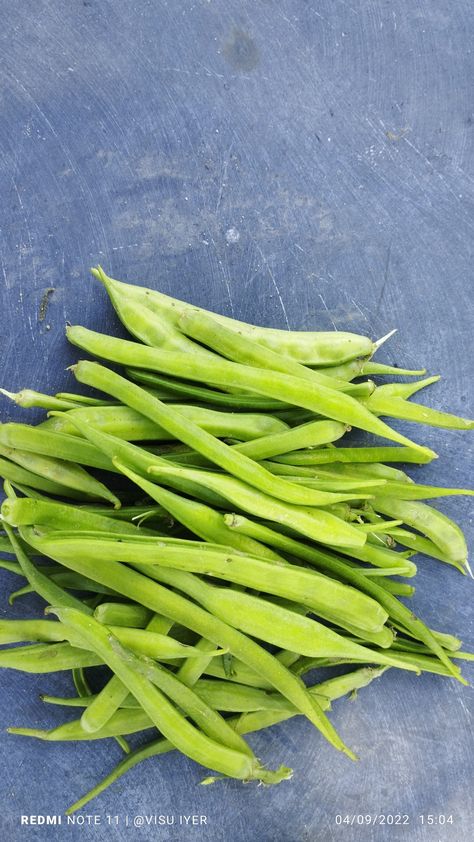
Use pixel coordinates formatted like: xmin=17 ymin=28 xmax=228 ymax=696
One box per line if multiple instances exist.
xmin=0 ymin=1 xmax=473 ymax=840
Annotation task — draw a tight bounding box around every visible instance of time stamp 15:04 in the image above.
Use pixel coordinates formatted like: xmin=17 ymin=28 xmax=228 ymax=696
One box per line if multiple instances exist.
xmin=335 ymin=814 xmax=454 ymax=827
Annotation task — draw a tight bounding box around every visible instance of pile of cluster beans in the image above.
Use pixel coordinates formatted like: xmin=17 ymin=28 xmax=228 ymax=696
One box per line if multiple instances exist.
xmin=0 ymin=266 xmax=472 ymax=812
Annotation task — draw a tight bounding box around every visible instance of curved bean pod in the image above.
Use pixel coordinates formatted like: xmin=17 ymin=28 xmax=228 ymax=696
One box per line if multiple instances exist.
xmin=145 ymin=462 xmax=367 ymax=547
xmin=231 ymin=419 xmax=348 ymax=461
xmin=371 ymin=497 xmax=468 ymax=565
xmin=178 ymin=309 xmax=371 ymax=395
xmin=81 ymin=612 xmax=176 ymax=735
xmin=2 ymin=523 xmax=87 ymax=612
xmin=0 ymin=443 xmax=118 ymax=506
xmin=97 ymin=270 xmax=218 ymax=358
xmin=371 ymin=377 xmax=440 ymax=399
xmin=112 ymin=457 xmax=283 ymax=561
xmin=80 ymin=641 xmax=253 ymax=758
xmin=93 ymin=266 xmax=374 ymax=365
xmin=386 ymin=528 xmax=464 ymax=572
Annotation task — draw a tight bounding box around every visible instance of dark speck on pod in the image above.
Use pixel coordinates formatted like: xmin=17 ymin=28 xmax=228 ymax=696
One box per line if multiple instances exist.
xmin=223 ymin=29 xmax=260 ymax=72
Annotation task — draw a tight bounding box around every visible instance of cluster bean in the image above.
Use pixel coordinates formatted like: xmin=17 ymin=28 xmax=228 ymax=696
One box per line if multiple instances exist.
xmin=0 ymin=265 xmax=472 ymax=811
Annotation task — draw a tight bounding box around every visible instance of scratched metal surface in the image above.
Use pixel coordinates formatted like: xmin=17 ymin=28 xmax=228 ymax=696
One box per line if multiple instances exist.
xmin=0 ymin=1 xmax=473 ymax=840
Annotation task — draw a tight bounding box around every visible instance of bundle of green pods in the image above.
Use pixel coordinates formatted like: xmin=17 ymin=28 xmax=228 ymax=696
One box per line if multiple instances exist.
xmin=0 ymin=265 xmax=472 ymax=812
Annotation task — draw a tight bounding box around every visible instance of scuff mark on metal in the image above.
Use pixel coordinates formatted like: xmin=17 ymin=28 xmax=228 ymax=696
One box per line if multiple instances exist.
xmin=38 ymin=288 xmax=55 ymax=322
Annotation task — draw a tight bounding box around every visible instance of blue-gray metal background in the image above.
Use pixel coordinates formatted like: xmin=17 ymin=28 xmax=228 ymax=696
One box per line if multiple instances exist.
xmin=0 ymin=2 xmax=473 ymax=840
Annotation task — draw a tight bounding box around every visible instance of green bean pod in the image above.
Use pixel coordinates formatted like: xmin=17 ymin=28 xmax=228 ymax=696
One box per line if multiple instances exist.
xmin=94 ymin=602 xmax=152 ymax=627
xmin=203 ymin=658 xmax=272 ymax=688
xmin=82 ymin=612 xmax=176 ymax=735
xmin=48 ymin=667 xmax=388 ymax=714
xmin=1 ymin=498 xmax=141 ymax=536
xmin=122 ymin=564 xmax=415 ymax=671
xmin=2 ymin=523 xmax=88 ymax=612
xmin=311 ymin=361 xmax=427 ymax=380
xmin=314 ymin=463 xmax=411 ymax=482
xmin=0 ymin=443 xmax=118 ymax=506
xmin=125 ymin=368 xmax=290 ymax=410
xmin=79 ymin=636 xmax=254 ymax=758
xmin=65 ymin=415 xmax=367 ymax=555
xmin=231 ymin=419 xmax=348 ymax=461
xmin=362 ymin=389 xmax=474 ymax=430
xmin=114 ymin=459 xmax=283 ymax=562
xmin=361 ymin=362 xmax=427 ymax=377
xmin=12 ymin=667 xmax=383 ymax=741
xmin=42 ymin=403 xmax=289 ymax=442
xmin=0 ymin=641 xmax=103 ymax=672
xmin=177 ymin=637 xmax=221 ymax=688
xmin=326 ymin=542 xmax=417 ymax=577
xmin=94 ymin=266 xmax=375 ymax=364
xmin=386 ymin=528 xmax=465 ymax=571
xmin=40 ymin=678 xmax=298 ymax=714
xmin=9 ymin=709 xmax=156 ymax=740
xmin=195 ymin=590 xmax=400 ymax=664
xmin=54 ymin=392 xmax=117 ymax=407
xmin=266 ymin=473 xmax=386 ymax=493
xmin=14 ymin=420 xmax=230 ymax=511
xmin=371 ymin=481 xmax=474 ymax=500
xmin=272 ymin=446 xmax=434 ymax=465
xmin=0 ymin=389 xmax=85 ymax=411
xmin=0 ymin=424 xmax=113 ymax=471
xmin=371 ymin=377 xmax=440 ymax=399
xmin=0 ymin=455 xmax=96 ymax=499
xmin=371 ymin=497 xmax=468 ymax=565
xmin=96 ymin=270 xmax=218 ymax=357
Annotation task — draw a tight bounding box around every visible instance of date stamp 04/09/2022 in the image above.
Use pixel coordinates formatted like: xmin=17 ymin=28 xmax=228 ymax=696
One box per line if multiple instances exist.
xmin=335 ymin=814 xmax=455 ymax=829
